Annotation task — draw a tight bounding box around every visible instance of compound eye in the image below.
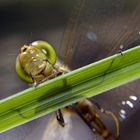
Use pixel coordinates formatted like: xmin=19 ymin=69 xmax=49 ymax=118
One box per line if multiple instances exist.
xmin=20 ymin=45 xmax=28 ymax=53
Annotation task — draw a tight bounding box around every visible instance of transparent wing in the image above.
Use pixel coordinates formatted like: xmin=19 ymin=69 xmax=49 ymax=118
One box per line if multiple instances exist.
xmin=59 ymin=0 xmax=140 ymax=139
xmin=60 ymin=0 xmax=140 ymax=68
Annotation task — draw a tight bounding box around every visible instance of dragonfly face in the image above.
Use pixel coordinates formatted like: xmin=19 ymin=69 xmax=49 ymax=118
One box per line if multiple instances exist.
xmin=16 ymin=41 xmax=57 ymax=83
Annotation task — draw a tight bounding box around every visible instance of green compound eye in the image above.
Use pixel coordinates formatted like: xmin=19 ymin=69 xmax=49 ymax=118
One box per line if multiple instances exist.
xmin=15 ymin=41 xmax=56 ymax=83
xmin=16 ymin=56 xmax=33 ymax=83
xmin=31 ymin=41 xmax=56 ymax=65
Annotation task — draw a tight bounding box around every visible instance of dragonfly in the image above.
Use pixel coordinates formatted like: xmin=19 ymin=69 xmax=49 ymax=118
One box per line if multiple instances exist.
xmin=16 ymin=40 xmax=119 ymax=140
xmin=16 ymin=0 xmax=140 ymax=139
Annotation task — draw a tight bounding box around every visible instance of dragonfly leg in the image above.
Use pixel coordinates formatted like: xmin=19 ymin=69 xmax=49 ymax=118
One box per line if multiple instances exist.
xmin=28 ymin=72 xmax=38 ymax=87
xmin=56 ymin=109 xmax=65 ymax=127
xmin=118 ymin=45 xmax=124 ymax=56
xmin=88 ymin=98 xmax=119 ymax=137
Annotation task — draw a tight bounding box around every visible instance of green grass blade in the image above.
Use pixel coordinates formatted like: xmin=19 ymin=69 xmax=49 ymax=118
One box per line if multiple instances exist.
xmin=0 ymin=46 xmax=140 ymax=133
